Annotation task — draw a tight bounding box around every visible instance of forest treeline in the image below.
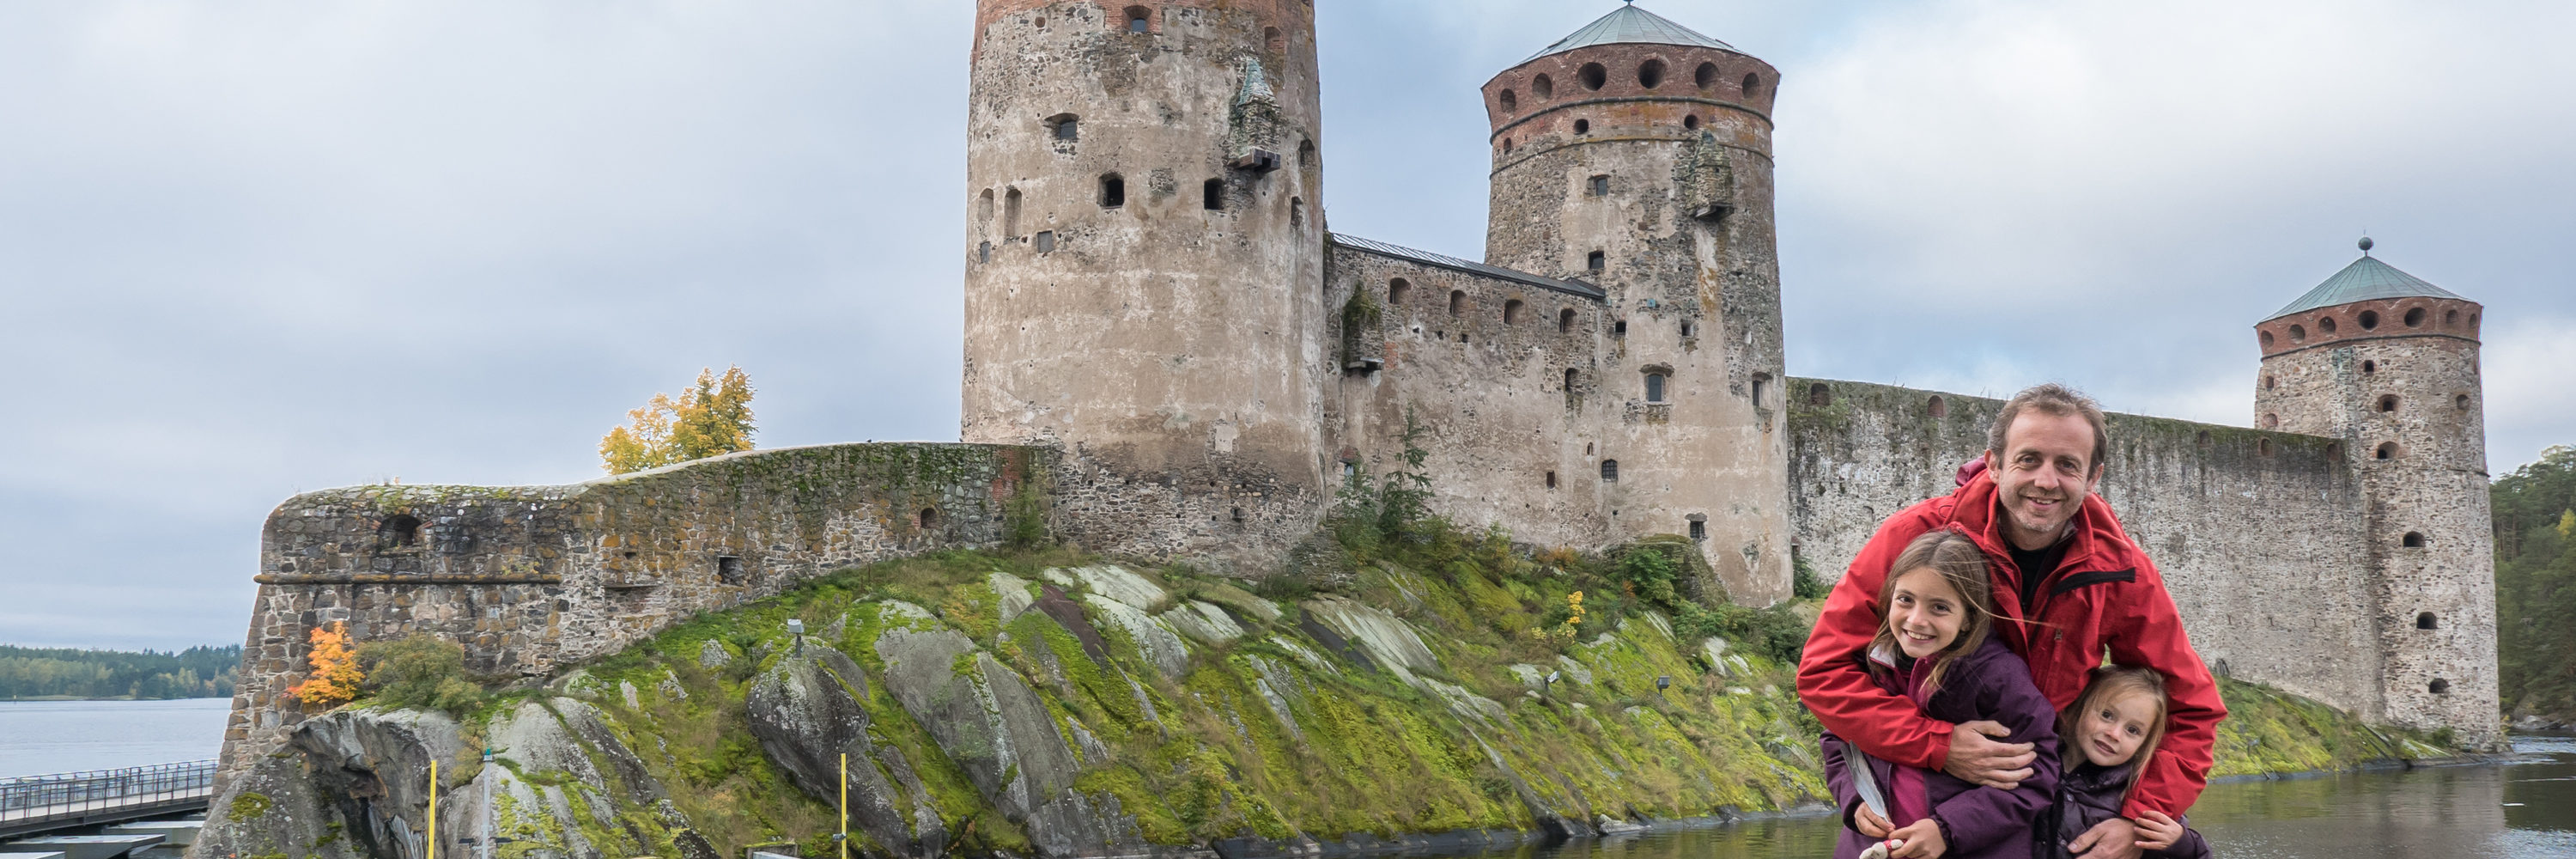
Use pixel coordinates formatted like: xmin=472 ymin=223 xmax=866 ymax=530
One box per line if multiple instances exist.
xmin=0 ymin=644 xmax=240 ymax=700
xmin=2495 ymin=444 xmax=2576 ymax=722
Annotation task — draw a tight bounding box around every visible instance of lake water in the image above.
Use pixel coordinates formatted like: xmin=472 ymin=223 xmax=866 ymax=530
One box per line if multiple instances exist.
xmin=1413 ymin=734 xmax=2576 ymax=859
xmin=1 ymin=701 xmax=2568 ymax=858
xmin=0 ymin=698 xmax=231 ymax=777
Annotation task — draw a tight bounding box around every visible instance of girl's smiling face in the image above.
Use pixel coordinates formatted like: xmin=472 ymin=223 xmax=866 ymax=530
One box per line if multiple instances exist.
xmin=1886 ymin=566 xmax=1965 ymax=659
xmin=2077 ymin=688 xmax=2161 ymax=767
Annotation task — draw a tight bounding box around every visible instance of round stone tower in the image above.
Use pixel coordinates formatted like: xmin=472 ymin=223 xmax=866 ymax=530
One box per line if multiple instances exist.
xmin=1479 ymin=5 xmax=1792 ymax=601
xmin=960 ymin=0 xmax=1329 ymax=565
xmin=2253 ymin=240 xmax=2499 ymax=746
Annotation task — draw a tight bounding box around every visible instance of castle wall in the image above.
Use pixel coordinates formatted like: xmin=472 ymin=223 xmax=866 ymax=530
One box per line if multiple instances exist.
xmin=1322 ymin=241 xmax=1619 ymax=557
xmin=219 ymin=442 xmax=1045 ymax=787
xmin=1784 ymin=379 xmax=2387 ymax=720
xmin=958 ymin=0 xmax=1331 ymax=571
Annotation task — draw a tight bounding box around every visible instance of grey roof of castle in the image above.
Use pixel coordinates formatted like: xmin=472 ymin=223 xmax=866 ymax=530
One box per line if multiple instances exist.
xmin=2265 ymin=255 xmax=2469 ymax=321
xmin=1527 ymin=4 xmax=1736 ymax=62
xmin=1330 ymin=233 xmax=1607 ymax=300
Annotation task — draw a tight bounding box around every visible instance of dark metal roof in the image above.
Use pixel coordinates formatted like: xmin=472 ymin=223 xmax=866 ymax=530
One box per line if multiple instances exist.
xmin=1527 ymin=5 xmax=1736 ymax=63
xmin=2265 ymin=255 xmax=2468 ymax=321
xmin=1329 ymin=233 xmax=1606 ymax=300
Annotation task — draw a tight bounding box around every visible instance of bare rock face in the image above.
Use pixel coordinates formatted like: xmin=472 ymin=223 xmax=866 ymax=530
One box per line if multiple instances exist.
xmin=744 ymin=647 xmax=946 ymax=857
xmin=871 ymin=604 xmax=1149 ymax=858
xmin=192 ymin=704 xmax=689 ymax=859
xmin=197 ymin=708 xmax=465 ymax=859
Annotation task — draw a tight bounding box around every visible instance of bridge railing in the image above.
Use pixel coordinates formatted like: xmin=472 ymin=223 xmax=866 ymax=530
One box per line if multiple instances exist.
xmin=0 ymin=759 xmax=218 ymax=825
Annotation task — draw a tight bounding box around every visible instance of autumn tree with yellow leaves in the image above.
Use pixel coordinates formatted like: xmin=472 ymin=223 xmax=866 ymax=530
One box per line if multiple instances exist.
xmin=287 ymin=622 xmax=362 ymax=709
xmin=599 ymin=366 xmax=757 ymax=473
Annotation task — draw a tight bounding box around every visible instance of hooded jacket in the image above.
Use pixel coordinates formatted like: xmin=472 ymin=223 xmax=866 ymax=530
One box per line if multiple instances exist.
xmin=1822 ymin=636 xmax=2061 ymax=859
xmin=1797 ymin=460 xmax=2227 ymax=819
xmin=2041 ymin=762 xmax=2211 ymax=859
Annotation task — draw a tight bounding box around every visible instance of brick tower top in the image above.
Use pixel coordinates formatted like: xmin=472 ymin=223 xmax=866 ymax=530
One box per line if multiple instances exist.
xmin=1479 ymin=4 xmax=1777 ymax=146
xmin=2255 ymin=238 xmax=2482 ymax=358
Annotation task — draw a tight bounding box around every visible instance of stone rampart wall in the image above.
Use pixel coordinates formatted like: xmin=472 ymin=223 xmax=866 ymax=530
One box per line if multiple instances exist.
xmin=1324 ymin=244 xmax=1616 ymax=554
xmin=220 ymin=442 xmax=1046 ymax=785
xmin=1783 ymin=378 xmax=2387 ymax=719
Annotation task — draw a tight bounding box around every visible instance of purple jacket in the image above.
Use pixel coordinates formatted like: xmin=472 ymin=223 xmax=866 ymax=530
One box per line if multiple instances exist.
xmin=2040 ymin=762 xmax=2211 ymax=859
xmin=1820 ymin=637 xmax=2061 ymax=859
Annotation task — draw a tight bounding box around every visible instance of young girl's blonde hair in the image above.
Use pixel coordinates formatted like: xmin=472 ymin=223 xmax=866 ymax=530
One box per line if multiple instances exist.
xmin=2061 ymin=666 xmax=2171 ymax=805
xmin=1870 ymin=527 xmax=1998 ymax=698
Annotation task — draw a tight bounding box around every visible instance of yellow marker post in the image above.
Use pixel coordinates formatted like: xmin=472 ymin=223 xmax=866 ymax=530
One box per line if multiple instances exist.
xmin=428 ymin=759 xmax=440 ymax=859
xmin=838 ymin=752 xmax=848 ymax=859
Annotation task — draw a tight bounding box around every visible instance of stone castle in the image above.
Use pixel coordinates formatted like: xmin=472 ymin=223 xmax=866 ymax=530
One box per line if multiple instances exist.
xmin=215 ymin=2 xmax=2500 ymax=787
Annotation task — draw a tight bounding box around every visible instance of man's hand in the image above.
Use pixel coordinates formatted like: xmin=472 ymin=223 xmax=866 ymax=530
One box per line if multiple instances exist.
xmin=2132 ymin=811 xmax=2183 ymax=851
xmin=2069 ymin=816 xmax=2144 ymax=859
xmin=1942 ymin=720 xmax=2035 ymax=789
xmin=1853 ymin=803 xmax=1894 ymax=838
xmin=1887 ymin=819 xmax=1947 ymax=858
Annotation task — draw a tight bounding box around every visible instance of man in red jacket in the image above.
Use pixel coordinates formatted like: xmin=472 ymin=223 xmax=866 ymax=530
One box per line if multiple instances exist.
xmin=1796 ymin=384 xmax=2225 ymax=859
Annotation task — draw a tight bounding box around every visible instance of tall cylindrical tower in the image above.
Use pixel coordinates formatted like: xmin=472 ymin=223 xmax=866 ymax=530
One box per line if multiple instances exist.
xmin=1478 ymin=5 xmax=1791 ymax=602
xmin=961 ymin=0 xmax=1329 ymax=565
xmin=2253 ymin=241 xmax=2498 ymax=746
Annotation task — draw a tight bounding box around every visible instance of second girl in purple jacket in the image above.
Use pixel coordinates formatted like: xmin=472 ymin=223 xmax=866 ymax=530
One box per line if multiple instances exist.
xmin=1820 ymin=527 xmax=2060 ymax=858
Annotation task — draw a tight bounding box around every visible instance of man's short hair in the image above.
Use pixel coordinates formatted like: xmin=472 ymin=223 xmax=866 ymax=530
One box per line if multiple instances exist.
xmin=1988 ymin=383 xmax=2109 ymax=474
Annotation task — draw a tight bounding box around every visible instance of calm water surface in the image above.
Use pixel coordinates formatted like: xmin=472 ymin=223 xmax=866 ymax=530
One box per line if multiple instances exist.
xmin=1427 ymin=734 xmax=2576 ymax=859
xmin=0 ymin=698 xmax=230 ymax=777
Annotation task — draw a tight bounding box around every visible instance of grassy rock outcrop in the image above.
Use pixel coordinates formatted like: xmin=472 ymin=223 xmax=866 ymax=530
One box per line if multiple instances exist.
xmin=196 ymin=535 xmax=2470 ymax=859
xmin=744 ymin=648 xmax=946 ymax=857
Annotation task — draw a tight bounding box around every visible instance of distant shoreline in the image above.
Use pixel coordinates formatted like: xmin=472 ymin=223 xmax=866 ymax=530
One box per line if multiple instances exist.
xmin=1 ymin=695 xmax=232 ymax=703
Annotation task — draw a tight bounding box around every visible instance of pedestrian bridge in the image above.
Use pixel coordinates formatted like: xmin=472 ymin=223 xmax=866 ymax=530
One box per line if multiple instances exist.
xmin=0 ymin=761 xmax=213 ymax=840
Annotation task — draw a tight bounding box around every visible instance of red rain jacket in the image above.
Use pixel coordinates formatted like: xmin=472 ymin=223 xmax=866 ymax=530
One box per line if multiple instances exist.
xmin=1796 ymin=460 xmax=2227 ymax=819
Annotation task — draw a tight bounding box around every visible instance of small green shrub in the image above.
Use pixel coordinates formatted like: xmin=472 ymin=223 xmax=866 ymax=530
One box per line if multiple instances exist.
xmin=1791 ymin=554 xmax=1831 ymax=600
xmin=356 ymin=633 xmax=487 ymax=716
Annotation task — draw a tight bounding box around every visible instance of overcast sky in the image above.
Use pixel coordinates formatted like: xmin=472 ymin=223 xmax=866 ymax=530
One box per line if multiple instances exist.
xmin=3 ymin=1 xmax=2568 ymax=652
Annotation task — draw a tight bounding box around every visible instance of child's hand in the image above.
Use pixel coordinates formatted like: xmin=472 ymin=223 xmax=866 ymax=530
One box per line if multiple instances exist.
xmin=1887 ymin=819 xmax=1947 ymax=858
xmin=2133 ymin=810 xmax=2184 ymax=850
xmin=1853 ymin=803 xmax=1894 ymax=838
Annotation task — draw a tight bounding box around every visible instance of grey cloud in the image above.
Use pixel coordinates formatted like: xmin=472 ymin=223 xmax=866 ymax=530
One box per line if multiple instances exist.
xmin=2 ymin=0 xmax=2564 ymax=649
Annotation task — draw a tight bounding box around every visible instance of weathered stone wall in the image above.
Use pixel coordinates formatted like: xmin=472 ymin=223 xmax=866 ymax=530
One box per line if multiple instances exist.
xmin=220 ymin=442 xmax=1046 ymax=787
xmin=958 ymin=0 xmax=1331 ymax=571
xmin=1473 ymin=38 xmax=1793 ymax=602
xmin=1783 ymin=379 xmax=2391 ymax=722
xmin=1323 ymin=241 xmax=1618 ymax=557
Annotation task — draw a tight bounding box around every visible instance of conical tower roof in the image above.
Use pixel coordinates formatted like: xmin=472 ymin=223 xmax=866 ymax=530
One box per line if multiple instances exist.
xmin=1526 ymin=4 xmax=1736 ymax=62
xmin=2265 ymin=253 xmax=2467 ymax=322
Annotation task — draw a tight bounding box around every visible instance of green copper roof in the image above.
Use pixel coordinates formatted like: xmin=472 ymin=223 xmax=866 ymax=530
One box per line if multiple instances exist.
xmin=1527 ymin=4 xmax=1735 ymax=63
xmin=2265 ymin=254 xmax=2468 ymax=321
